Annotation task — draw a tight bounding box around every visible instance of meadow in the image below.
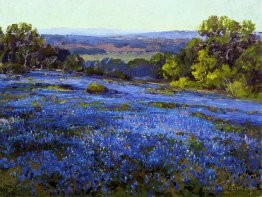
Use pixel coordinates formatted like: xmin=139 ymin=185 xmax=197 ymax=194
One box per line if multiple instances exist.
xmin=0 ymin=71 xmax=261 ymax=196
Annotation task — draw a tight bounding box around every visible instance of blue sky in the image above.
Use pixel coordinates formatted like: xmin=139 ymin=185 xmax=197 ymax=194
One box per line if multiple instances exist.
xmin=0 ymin=0 xmax=261 ymax=31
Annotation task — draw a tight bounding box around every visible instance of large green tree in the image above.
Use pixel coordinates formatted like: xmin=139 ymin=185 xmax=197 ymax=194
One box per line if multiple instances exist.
xmin=234 ymin=43 xmax=262 ymax=93
xmin=162 ymin=38 xmax=202 ymax=81
xmin=3 ymin=23 xmax=44 ymax=72
xmin=199 ymin=16 xmax=257 ymax=67
xmin=167 ymin=16 xmax=261 ymax=98
xmin=63 ymin=54 xmax=84 ymax=72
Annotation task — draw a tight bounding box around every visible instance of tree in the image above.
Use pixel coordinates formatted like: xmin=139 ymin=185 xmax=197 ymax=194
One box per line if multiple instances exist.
xmin=63 ymin=54 xmax=84 ymax=72
xmin=191 ymin=50 xmax=217 ymax=86
xmin=3 ymin=23 xmax=44 ymax=72
xmin=37 ymin=44 xmax=58 ymax=69
xmin=179 ymin=38 xmax=202 ymax=67
xmin=0 ymin=26 xmax=4 ymax=61
xmin=206 ymin=64 xmax=237 ymax=93
xmin=198 ymin=16 xmax=257 ymax=67
xmin=150 ymin=53 xmax=165 ymax=78
xmin=128 ymin=58 xmax=151 ymax=67
xmin=162 ymin=54 xmax=186 ymax=80
xmin=234 ymin=43 xmax=262 ymax=93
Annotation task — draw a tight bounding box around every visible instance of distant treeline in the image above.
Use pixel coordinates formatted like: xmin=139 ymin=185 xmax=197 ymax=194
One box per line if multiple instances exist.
xmin=0 ymin=22 xmax=162 ymax=79
xmin=84 ymin=57 xmax=162 ymax=79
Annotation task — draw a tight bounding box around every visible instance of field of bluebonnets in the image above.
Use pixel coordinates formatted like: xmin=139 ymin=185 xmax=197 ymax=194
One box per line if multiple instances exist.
xmin=0 ymin=71 xmax=261 ymax=196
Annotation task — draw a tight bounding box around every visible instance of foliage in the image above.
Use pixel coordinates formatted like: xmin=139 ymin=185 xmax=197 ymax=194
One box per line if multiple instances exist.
xmin=0 ymin=23 xmax=70 ymax=74
xmin=128 ymin=58 xmax=151 ymax=67
xmin=234 ymin=44 xmax=262 ymax=93
xmin=150 ymin=53 xmax=166 ymax=78
xmin=85 ymin=67 xmax=104 ymax=76
xmin=198 ymin=15 xmax=258 ymax=68
xmin=106 ymin=71 xmax=130 ymax=80
xmin=191 ymin=50 xmax=217 ymax=85
xmin=170 ymin=77 xmax=193 ymax=89
xmin=227 ymin=80 xmax=250 ymax=98
xmin=177 ymin=38 xmax=202 ymax=77
xmin=164 ymin=16 xmax=261 ymax=99
xmin=63 ymin=54 xmax=84 ymax=72
xmin=86 ymin=82 xmax=107 ymax=94
xmin=1 ymin=23 xmax=44 ymax=72
xmin=162 ymin=54 xmax=185 ymax=80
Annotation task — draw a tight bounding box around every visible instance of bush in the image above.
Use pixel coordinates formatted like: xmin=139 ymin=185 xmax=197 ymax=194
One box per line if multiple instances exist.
xmin=170 ymin=77 xmax=194 ymax=89
xmin=63 ymin=54 xmax=84 ymax=72
xmin=0 ymin=63 xmax=26 ymax=74
xmin=0 ymin=63 xmax=8 ymax=74
xmin=128 ymin=58 xmax=151 ymax=67
xmin=85 ymin=67 xmax=103 ymax=76
xmin=106 ymin=71 xmax=131 ymax=80
xmin=86 ymin=83 xmax=107 ymax=94
xmin=226 ymin=80 xmax=251 ymax=98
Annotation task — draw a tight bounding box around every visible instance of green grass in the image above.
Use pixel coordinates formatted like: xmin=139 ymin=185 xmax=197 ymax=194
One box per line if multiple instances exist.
xmin=81 ymin=52 xmax=156 ymax=63
xmin=112 ymin=103 xmax=131 ymax=111
xmin=78 ymin=101 xmax=104 ymax=107
xmin=148 ymin=102 xmax=187 ymax=109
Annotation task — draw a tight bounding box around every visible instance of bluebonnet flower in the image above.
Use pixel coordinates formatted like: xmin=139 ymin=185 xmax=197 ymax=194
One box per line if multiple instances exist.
xmin=0 ymin=71 xmax=261 ymax=195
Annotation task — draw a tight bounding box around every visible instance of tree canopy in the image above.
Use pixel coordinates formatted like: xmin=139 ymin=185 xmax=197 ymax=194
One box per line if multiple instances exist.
xmin=161 ymin=15 xmax=261 ymax=99
xmin=0 ymin=22 xmax=74 ymax=74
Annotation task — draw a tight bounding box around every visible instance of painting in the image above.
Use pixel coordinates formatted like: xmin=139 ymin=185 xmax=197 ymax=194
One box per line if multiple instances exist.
xmin=0 ymin=0 xmax=261 ymax=196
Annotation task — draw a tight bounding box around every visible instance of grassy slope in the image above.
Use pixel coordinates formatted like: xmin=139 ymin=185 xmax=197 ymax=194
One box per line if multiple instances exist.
xmin=81 ymin=52 xmax=156 ymax=63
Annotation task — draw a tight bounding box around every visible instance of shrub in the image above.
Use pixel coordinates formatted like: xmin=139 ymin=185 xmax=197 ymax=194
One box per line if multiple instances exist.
xmin=106 ymin=71 xmax=131 ymax=80
xmin=0 ymin=63 xmax=26 ymax=74
xmin=170 ymin=77 xmax=194 ymax=89
xmin=0 ymin=63 xmax=8 ymax=74
xmin=226 ymin=80 xmax=251 ymax=98
xmin=128 ymin=58 xmax=151 ymax=67
xmin=63 ymin=54 xmax=84 ymax=72
xmin=85 ymin=67 xmax=103 ymax=76
xmin=86 ymin=83 xmax=107 ymax=94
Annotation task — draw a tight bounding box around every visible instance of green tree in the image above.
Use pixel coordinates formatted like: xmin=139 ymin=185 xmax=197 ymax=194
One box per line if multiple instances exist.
xmin=191 ymin=49 xmax=217 ymax=85
xmin=162 ymin=54 xmax=184 ymax=80
xmin=63 ymin=54 xmax=84 ymax=72
xmin=198 ymin=16 xmax=257 ymax=67
xmin=128 ymin=58 xmax=151 ymax=67
xmin=179 ymin=38 xmax=202 ymax=68
xmin=0 ymin=27 xmax=4 ymax=61
xmin=3 ymin=23 xmax=44 ymax=73
xmin=150 ymin=53 xmax=166 ymax=78
xmin=234 ymin=43 xmax=262 ymax=93
xmin=206 ymin=64 xmax=237 ymax=93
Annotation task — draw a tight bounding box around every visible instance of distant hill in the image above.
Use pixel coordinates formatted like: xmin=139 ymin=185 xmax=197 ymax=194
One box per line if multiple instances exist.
xmin=40 ymin=28 xmax=198 ymax=39
xmin=41 ymin=30 xmax=199 ymax=54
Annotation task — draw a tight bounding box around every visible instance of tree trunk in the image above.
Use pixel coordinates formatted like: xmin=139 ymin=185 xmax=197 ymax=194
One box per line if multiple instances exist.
xmin=23 ymin=51 xmax=30 ymax=70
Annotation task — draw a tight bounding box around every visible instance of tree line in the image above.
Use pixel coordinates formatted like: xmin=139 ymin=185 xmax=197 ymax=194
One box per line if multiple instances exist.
xmin=0 ymin=23 xmax=84 ymax=74
xmin=1 ymin=17 xmax=261 ymax=99
xmin=151 ymin=16 xmax=262 ymax=99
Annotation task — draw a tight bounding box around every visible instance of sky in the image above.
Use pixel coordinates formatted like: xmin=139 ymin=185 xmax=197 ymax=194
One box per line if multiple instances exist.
xmin=0 ymin=0 xmax=261 ymax=32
